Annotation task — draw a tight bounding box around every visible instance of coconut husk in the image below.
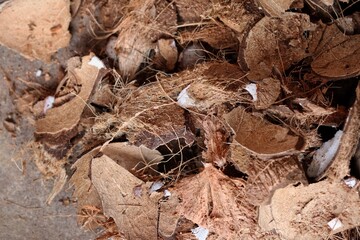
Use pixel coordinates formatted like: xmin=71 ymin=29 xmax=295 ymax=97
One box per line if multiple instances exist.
xmin=241 ymin=12 xmax=316 ymax=81
xmin=179 ymin=23 xmax=238 ymax=50
xmin=35 ymin=54 xmax=106 ymax=146
xmin=258 ymin=181 xmax=360 ymax=239
xmin=173 ymin=164 xmax=258 ymax=239
xmin=311 ymin=24 xmax=360 ymax=79
xmin=224 ymin=107 xmax=304 ymax=159
xmin=257 ymin=0 xmax=304 ymax=17
xmin=114 ymin=0 xmax=177 ymax=80
xmin=324 ymin=82 xmax=360 ymax=179
xmin=91 ymin=155 xmax=160 ymax=240
xmin=0 ymin=0 xmax=71 ymax=62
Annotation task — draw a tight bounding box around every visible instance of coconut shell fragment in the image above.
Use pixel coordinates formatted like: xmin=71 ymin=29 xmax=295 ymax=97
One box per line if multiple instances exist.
xmin=258 ymin=181 xmax=360 ymax=239
xmin=242 ymin=12 xmax=316 ymax=80
xmin=0 ymin=0 xmax=71 ymax=62
xmin=35 ymin=54 xmax=105 ymax=145
xmin=311 ymin=24 xmax=360 ymax=79
xmin=225 ymin=107 xmax=304 ymax=159
xmin=91 ymin=155 xmax=159 ymax=240
xmin=114 ymin=0 xmax=177 ymax=80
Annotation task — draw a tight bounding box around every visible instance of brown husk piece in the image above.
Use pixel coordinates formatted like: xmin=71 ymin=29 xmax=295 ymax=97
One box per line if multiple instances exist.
xmin=91 ymin=155 xmax=160 ymax=240
xmin=0 ymin=0 xmax=71 ymax=62
xmin=241 ymin=12 xmax=316 ymax=80
xmin=311 ymin=24 xmax=360 ymax=79
xmin=69 ymin=146 xmax=103 ymax=228
xmin=35 ymin=54 xmax=105 ymax=145
xmin=114 ymin=0 xmax=177 ymax=80
xmin=174 ymin=0 xmax=211 ymax=24
xmin=173 ymin=164 xmax=259 ymax=239
xmin=178 ymin=62 xmax=250 ymax=112
xmin=179 ymin=23 xmax=238 ymax=50
xmin=324 ymin=82 xmax=360 ymax=179
xmin=213 ymin=1 xmax=263 ymax=44
xmin=258 ymin=181 xmax=360 ymax=240
xmin=112 ymin=95 xmax=194 ymax=150
xmin=253 ymin=77 xmax=281 ymax=110
xmin=224 ymin=107 xmax=304 ymax=159
xmin=257 ymin=0 xmax=304 ymax=17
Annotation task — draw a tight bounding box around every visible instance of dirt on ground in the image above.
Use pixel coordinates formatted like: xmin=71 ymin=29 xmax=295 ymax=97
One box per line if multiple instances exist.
xmin=1 ymin=0 xmax=360 ymax=239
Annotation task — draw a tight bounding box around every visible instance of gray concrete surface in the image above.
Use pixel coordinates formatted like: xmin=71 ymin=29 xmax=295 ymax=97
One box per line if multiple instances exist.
xmin=0 ymin=70 xmax=94 ymax=240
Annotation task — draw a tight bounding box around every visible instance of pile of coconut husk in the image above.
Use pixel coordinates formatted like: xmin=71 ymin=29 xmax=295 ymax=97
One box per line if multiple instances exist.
xmin=1 ymin=0 xmax=360 ymax=239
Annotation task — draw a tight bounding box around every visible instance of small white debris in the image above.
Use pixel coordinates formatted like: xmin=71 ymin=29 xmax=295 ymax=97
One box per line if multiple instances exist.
xmin=35 ymin=69 xmax=42 ymax=77
xmin=88 ymin=56 xmax=105 ymax=69
xmin=163 ymin=189 xmax=171 ymax=197
xmin=191 ymin=226 xmax=209 ymax=240
xmin=106 ymin=36 xmax=118 ymax=60
xmin=344 ymin=178 xmax=357 ymax=188
xmin=149 ymin=181 xmax=164 ymax=193
xmin=307 ymin=130 xmax=343 ymax=178
xmin=328 ymin=218 xmax=343 ymax=231
xmin=177 ymin=85 xmax=196 ymax=108
xmin=133 ymin=185 xmax=142 ymax=197
xmin=244 ymin=83 xmax=258 ymax=101
xmin=43 ymin=96 xmax=55 ymax=114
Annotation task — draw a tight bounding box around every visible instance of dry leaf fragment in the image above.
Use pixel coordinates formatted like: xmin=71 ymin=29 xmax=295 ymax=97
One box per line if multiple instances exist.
xmin=0 ymin=0 xmax=71 ymax=62
xmin=35 ymin=54 xmax=105 ymax=145
xmin=91 ymin=155 xmax=159 ymax=240
xmin=242 ymin=12 xmax=316 ymax=80
xmin=224 ymin=107 xmax=303 ymax=159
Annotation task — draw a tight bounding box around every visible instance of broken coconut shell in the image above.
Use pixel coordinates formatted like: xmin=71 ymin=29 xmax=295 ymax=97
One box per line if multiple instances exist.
xmin=91 ymin=155 xmax=160 ymax=240
xmin=258 ymin=181 xmax=360 ymax=239
xmin=35 ymin=54 xmax=106 ymax=145
xmin=114 ymin=0 xmax=177 ymax=80
xmin=311 ymin=24 xmax=360 ymax=79
xmin=241 ymin=12 xmax=316 ymax=81
xmin=0 ymin=0 xmax=71 ymax=62
xmin=225 ymin=107 xmax=304 ymax=159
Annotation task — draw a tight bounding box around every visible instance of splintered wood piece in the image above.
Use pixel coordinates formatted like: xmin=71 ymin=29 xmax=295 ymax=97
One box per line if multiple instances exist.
xmin=91 ymin=155 xmax=159 ymax=240
xmin=224 ymin=107 xmax=303 ymax=159
xmin=35 ymin=54 xmax=104 ymax=145
xmin=0 ymin=0 xmax=71 ymax=62
xmin=242 ymin=12 xmax=316 ymax=80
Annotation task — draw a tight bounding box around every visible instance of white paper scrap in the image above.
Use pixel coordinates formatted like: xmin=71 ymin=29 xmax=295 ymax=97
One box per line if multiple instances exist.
xmin=88 ymin=56 xmax=105 ymax=69
xmin=177 ymin=85 xmax=196 ymax=108
xmin=344 ymin=178 xmax=357 ymax=188
xmin=244 ymin=83 xmax=257 ymax=101
xmin=149 ymin=181 xmax=164 ymax=193
xmin=327 ymin=218 xmax=343 ymax=231
xmin=191 ymin=226 xmax=209 ymax=240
